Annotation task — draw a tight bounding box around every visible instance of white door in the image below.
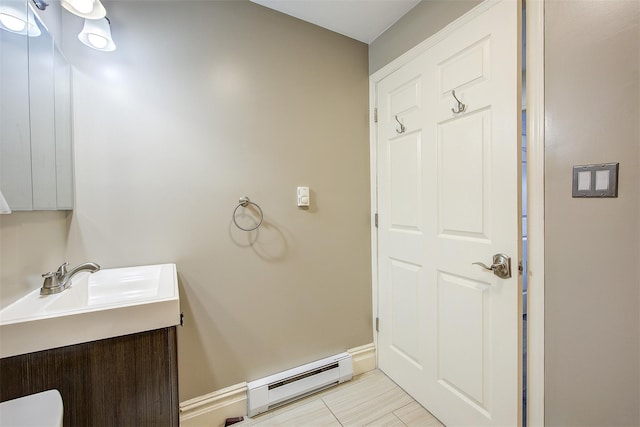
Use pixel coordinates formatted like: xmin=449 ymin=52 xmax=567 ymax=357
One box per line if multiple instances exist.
xmin=375 ymin=1 xmax=522 ymax=426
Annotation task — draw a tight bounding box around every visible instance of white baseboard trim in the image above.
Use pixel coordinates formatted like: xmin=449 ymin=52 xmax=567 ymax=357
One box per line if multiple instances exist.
xmin=348 ymin=342 xmax=377 ymax=376
xmin=179 ymin=382 xmax=247 ymax=427
xmin=178 ymin=344 xmax=376 ymax=426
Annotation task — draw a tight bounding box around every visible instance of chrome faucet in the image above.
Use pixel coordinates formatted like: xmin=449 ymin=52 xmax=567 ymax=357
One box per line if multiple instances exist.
xmin=40 ymin=262 xmax=101 ymax=295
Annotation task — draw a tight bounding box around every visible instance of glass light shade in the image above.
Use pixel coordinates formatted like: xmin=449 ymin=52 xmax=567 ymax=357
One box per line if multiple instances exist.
xmin=0 ymin=3 xmax=41 ymax=37
xmin=78 ymin=17 xmax=115 ymax=51
xmin=61 ymin=0 xmax=106 ymax=19
xmin=0 ymin=12 xmax=25 ymax=31
xmin=87 ymin=33 xmax=107 ymax=49
xmin=66 ymin=0 xmax=92 ymax=13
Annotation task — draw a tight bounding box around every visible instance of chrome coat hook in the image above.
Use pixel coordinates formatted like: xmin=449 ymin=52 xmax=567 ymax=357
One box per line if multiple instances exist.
xmin=451 ymin=90 xmax=467 ymax=114
xmin=394 ymin=115 xmax=406 ymax=134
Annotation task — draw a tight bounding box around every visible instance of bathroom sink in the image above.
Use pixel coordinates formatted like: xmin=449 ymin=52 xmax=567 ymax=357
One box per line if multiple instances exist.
xmin=0 ymin=264 xmax=180 ymax=358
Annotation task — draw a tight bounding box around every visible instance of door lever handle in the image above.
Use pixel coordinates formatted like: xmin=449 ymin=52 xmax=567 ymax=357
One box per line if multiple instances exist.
xmin=472 ymin=253 xmax=512 ymax=279
xmin=472 ymin=261 xmax=497 ymax=271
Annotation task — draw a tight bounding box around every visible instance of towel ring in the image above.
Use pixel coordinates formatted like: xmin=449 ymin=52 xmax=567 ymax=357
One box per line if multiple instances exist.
xmin=233 ymin=196 xmax=263 ymax=232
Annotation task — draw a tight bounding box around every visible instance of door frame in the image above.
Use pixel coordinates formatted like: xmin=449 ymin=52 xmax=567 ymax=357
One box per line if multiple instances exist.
xmin=524 ymin=0 xmax=544 ymax=426
xmin=368 ymin=1 xmax=545 ymax=425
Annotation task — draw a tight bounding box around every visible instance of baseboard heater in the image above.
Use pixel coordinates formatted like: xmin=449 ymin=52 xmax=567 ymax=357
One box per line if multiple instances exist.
xmin=247 ymin=352 xmax=353 ymax=417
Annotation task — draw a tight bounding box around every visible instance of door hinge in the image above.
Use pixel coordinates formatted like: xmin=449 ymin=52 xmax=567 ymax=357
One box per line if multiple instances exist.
xmin=375 ymin=317 xmax=379 ymax=332
xmin=374 ymin=213 xmax=378 ymax=228
xmin=374 ymin=108 xmax=378 ymax=123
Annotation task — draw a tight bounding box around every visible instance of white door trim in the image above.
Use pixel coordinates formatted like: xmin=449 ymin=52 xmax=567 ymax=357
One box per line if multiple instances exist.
xmin=368 ymin=0 xmax=545 ymax=425
xmin=525 ymin=0 xmax=545 ymax=425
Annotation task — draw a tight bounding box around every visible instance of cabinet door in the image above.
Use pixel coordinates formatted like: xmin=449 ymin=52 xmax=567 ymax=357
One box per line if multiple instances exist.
xmin=0 ymin=0 xmax=33 ymax=210
xmin=0 ymin=327 xmax=179 ymax=427
xmin=54 ymin=48 xmax=73 ymax=209
xmin=0 ymin=0 xmax=73 ymax=211
xmin=28 ymin=14 xmax=57 ymax=210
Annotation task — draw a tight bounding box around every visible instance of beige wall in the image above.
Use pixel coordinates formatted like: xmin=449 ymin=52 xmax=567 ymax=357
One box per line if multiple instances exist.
xmin=368 ymin=0 xmax=481 ymax=74
xmin=0 ymin=0 xmax=372 ymax=401
xmin=545 ymin=0 xmax=640 ymax=425
xmin=0 ymin=211 xmax=69 ymax=308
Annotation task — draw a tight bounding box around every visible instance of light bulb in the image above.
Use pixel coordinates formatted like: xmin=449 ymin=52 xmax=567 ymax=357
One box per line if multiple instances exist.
xmin=87 ymin=33 xmax=108 ymax=49
xmin=0 ymin=13 xmax=26 ymax=32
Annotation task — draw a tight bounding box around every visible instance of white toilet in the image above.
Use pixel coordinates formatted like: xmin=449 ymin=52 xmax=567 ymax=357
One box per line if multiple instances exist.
xmin=0 ymin=390 xmax=63 ymax=427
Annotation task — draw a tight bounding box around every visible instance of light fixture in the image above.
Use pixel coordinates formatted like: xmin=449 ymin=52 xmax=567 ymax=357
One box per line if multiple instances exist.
xmin=0 ymin=190 xmax=12 ymax=214
xmin=78 ymin=16 xmax=115 ymax=51
xmin=61 ymin=0 xmax=105 ymax=20
xmin=0 ymin=2 xmax=41 ymax=37
xmin=31 ymin=0 xmax=48 ymax=11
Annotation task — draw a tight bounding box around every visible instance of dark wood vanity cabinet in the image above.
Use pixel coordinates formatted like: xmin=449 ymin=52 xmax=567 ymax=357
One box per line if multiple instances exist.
xmin=0 ymin=327 xmax=178 ymax=426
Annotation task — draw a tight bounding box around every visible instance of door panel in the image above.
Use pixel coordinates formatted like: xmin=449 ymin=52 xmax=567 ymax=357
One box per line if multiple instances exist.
xmin=389 ymin=134 xmax=422 ymax=230
xmin=390 ymin=259 xmax=422 ymax=366
xmin=437 ymin=272 xmax=490 ymax=408
xmin=439 ymin=36 xmax=491 ymax=95
xmin=438 ymin=110 xmax=490 ymax=238
xmin=376 ymin=1 xmax=521 ymax=426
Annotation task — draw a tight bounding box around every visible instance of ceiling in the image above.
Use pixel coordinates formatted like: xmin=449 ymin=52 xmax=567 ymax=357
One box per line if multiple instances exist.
xmin=249 ymin=0 xmax=421 ymax=44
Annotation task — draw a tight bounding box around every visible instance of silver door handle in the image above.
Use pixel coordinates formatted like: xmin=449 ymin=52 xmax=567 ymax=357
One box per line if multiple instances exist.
xmin=473 ymin=253 xmax=512 ymax=279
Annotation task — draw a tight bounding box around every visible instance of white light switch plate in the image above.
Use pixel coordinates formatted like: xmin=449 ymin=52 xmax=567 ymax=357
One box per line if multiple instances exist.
xmin=297 ymin=186 xmax=310 ymax=207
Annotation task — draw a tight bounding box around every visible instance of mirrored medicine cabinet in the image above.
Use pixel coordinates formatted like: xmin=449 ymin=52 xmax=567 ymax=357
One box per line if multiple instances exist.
xmin=0 ymin=0 xmax=73 ymax=211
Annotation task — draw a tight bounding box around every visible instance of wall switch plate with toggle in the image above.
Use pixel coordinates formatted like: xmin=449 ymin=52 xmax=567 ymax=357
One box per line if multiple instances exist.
xmin=297 ymin=187 xmax=310 ymax=207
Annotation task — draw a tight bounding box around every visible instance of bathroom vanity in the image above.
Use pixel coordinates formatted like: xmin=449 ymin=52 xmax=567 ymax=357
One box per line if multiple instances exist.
xmin=0 ymin=327 xmax=178 ymax=426
xmin=0 ymin=263 xmax=181 ymax=426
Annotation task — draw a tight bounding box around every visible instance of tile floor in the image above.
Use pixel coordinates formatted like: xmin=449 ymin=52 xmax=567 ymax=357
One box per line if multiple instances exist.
xmin=236 ymin=370 xmax=444 ymax=427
